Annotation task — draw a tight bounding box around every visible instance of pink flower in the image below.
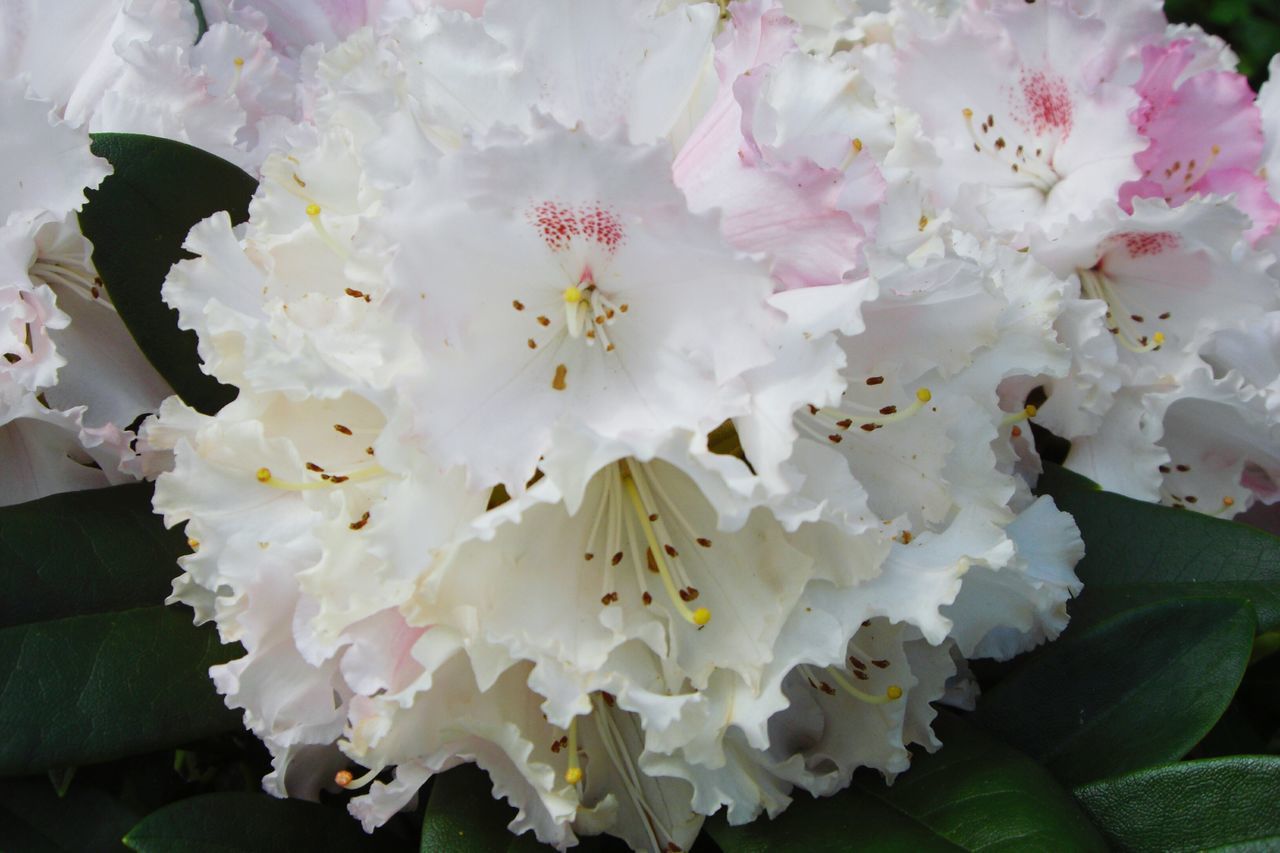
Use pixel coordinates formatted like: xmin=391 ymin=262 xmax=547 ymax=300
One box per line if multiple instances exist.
xmin=1121 ymin=39 xmax=1280 ymax=244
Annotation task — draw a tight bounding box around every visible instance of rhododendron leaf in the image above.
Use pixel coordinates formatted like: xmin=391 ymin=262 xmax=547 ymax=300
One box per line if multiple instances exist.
xmin=123 ymin=793 xmax=398 ymax=852
xmin=1038 ymin=463 xmax=1280 ymax=631
xmin=79 ymin=133 xmax=254 ymax=416
xmin=0 ymin=777 xmax=138 ymax=852
xmin=0 ymin=484 xmax=185 ymax=629
xmin=1073 ymin=756 xmax=1280 ymax=852
xmin=422 ymin=765 xmax=608 ymax=853
xmin=0 ymin=608 xmax=239 ymax=775
xmin=188 ymin=0 xmax=207 ymax=39
xmin=707 ymin=714 xmax=1104 ymax=852
xmin=976 ymin=598 xmax=1255 ymax=786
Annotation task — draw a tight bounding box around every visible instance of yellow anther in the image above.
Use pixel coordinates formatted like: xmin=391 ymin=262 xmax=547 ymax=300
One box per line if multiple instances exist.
xmin=256 ymin=467 xmax=272 ymax=483
xmin=962 ymin=108 xmax=974 ymax=119
xmin=1153 ymin=332 xmax=1166 ymax=345
xmin=852 ymin=138 xmax=863 ymax=153
xmin=305 ymin=203 xmax=321 ymax=217
xmin=563 ymin=285 xmax=584 ymax=304
xmin=886 ymin=685 xmax=904 ymax=700
xmin=233 ymin=56 xmax=245 ymax=68
xmin=693 ymin=608 xmax=711 ymax=626
xmin=916 ymin=388 xmax=932 ymax=403
xmin=823 ymin=666 xmax=905 ymax=705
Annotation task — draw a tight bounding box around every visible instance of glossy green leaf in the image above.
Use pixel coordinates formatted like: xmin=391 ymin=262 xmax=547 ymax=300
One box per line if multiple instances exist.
xmin=707 ymin=714 xmax=1104 ymax=852
xmin=188 ymin=0 xmax=208 ymax=38
xmin=124 ymin=792 xmax=399 ymax=852
xmin=422 ymin=764 xmax=518 ymax=852
xmin=0 ymin=607 xmax=240 ymax=775
xmin=1038 ymin=463 xmax=1280 ymax=630
xmin=80 ymin=133 xmax=256 ymax=415
xmin=0 ymin=483 xmax=186 ymax=629
xmin=976 ymin=598 xmax=1255 ymax=785
xmin=1074 ymin=756 xmax=1280 ymax=852
xmin=421 ymin=764 xmax=604 ymax=852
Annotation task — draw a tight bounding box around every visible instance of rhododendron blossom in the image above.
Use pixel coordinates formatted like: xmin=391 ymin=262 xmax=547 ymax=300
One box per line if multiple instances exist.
xmin=5 ymin=0 xmax=1276 ymax=849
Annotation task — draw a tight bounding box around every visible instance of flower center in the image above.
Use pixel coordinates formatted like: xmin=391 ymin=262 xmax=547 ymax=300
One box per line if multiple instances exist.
xmin=1078 ymin=267 xmax=1167 ymax=354
xmin=962 ymin=107 xmax=1061 ymax=193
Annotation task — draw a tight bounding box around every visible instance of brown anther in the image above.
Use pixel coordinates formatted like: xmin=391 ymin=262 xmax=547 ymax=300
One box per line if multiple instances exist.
xmin=306 ymin=462 xmax=325 ymax=472
xmin=551 ymin=740 xmax=562 ymax=753
xmin=917 ymin=215 xmax=929 ymax=232
xmin=696 ymin=537 xmax=712 ymax=548
xmin=1159 ymin=312 xmax=1171 ymax=320
xmin=619 ymin=304 xmax=629 ymax=313
xmin=828 ymin=434 xmax=844 ymax=444
xmin=879 ymin=405 xmax=898 ymax=416
xmin=594 ymin=314 xmax=605 ymax=325
xmin=605 ymin=343 xmax=615 ymax=352
xmin=664 ymin=543 xmax=678 ymax=558
xmin=537 ymin=315 xmax=551 ymax=326
xmin=819 ymin=682 xmax=837 ymax=695
xmin=606 ymin=308 xmax=615 ymax=319
xmin=584 ymin=553 xmax=595 ymax=561
xmin=648 ymin=513 xmax=658 ymax=522
xmin=601 ymin=592 xmax=619 ymax=605
xmin=612 ymin=551 xmax=624 ymax=566
xmin=528 ymin=339 xmax=537 ymax=349
xmin=91 ymin=286 xmax=100 ymax=299
xmin=836 ymin=418 xmax=853 ymax=429
xmin=328 ymin=475 xmax=349 ymax=484
xmin=679 ymin=588 xmax=693 ymax=602
xmin=1159 ymin=465 xmax=1171 ymax=473
xmin=642 ymin=592 xmax=653 ymax=606
xmin=365 ymin=446 xmax=375 ymax=456
xmin=860 ymin=423 xmax=879 ymax=432
xmin=995 ymin=137 xmax=1006 ymax=150
xmin=1131 ymin=314 xmax=1144 ymax=323
xmin=849 ymin=657 xmax=867 ymax=671
xmin=334 ymin=424 xmax=353 ymax=436
xmin=685 ymin=586 xmax=699 ymax=601
xmin=292 ymin=173 xmax=307 ymax=187
xmin=1185 ymin=495 xmax=1198 ymax=504
xmin=853 ymin=670 xmax=870 ymax=681
xmin=900 ymin=530 xmax=913 ymax=545
xmin=808 ymin=404 xmax=820 ymax=416
xmin=645 ymin=548 xmax=659 ymax=573
xmin=871 ymin=659 xmax=890 ymax=669
xmin=1176 ymin=464 xmax=1191 ymax=472
xmin=344 ymin=287 xmax=369 ymax=302
xmin=512 ymin=300 xmax=525 ymax=310
xmin=552 ymin=363 xmax=568 ymax=390
xmin=866 ymin=376 xmax=885 ymax=385
xmin=349 ymin=512 xmax=370 ymax=531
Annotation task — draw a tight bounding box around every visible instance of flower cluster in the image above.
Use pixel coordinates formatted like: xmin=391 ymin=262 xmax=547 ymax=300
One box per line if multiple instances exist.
xmin=6 ymin=0 xmax=1280 ymax=849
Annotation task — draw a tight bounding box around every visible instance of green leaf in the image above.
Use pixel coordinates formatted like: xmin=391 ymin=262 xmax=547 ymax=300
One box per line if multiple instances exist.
xmin=124 ymin=792 xmax=399 ymax=852
xmin=975 ymin=598 xmax=1256 ymax=785
xmin=0 ymin=607 xmax=240 ymax=775
xmin=0 ymin=483 xmax=186 ymax=629
xmin=1038 ymin=463 xmax=1280 ymax=631
xmin=80 ymin=133 xmax=257 ymax=415
xmin=188 ymin=0 xmax=208 ymax=39
xmin=422 ymin=764 xmax=519 ymax=852
xmin=707 ymin=713 xmax=1104 ymax=852
xmin=1074 ymin=756 xmax=1280 ymax=852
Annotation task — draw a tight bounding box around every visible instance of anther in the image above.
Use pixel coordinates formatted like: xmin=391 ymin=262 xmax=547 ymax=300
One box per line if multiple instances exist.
xmin=256 ymin=467 xmax=272 ymax=483
xmin=564 ymin=718 xmax=583 ymax=785
xmin=826 ymin=666 xmax=904 ymax=705
xmin=815 ymin=387 xmax=932 ymax=432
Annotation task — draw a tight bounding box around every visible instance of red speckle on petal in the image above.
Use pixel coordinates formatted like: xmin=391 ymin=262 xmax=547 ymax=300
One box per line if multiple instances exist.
xmin=1115 ymin=231 xmax=1180 ymax=258
xmin=528 ymin=202 xmax=625 ymax=254
xmin=1019 ymin=69 xmax=1073 ymax=136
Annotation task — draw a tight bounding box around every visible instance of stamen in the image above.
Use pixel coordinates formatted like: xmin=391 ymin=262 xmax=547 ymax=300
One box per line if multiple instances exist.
xmin=1001 ymin=404 xmax=1037 ymax=428
xmin=229 ymin=56 xmax=245 ymax=94
xmin=255 ymin=464 xmax=388 ymax=491
xmin=564 ymin=717 xmax=583 ymax=785
xmin=620 ymin=465 xmax=711 ymax=628
xmin=814 ymin=388 xmax=932 ymax=432
xmin=825 ymin=666 xmax=903 ymax=705
xmin=961 ymin=108 xmax=1057 ymax=190
xmin=1079 ymin=270 xmax=1166 ymax=353
xmin=305 ymin=204 xmax=350 ymax=260
xmin=335 ymin=767 xmax=379 ymax=790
